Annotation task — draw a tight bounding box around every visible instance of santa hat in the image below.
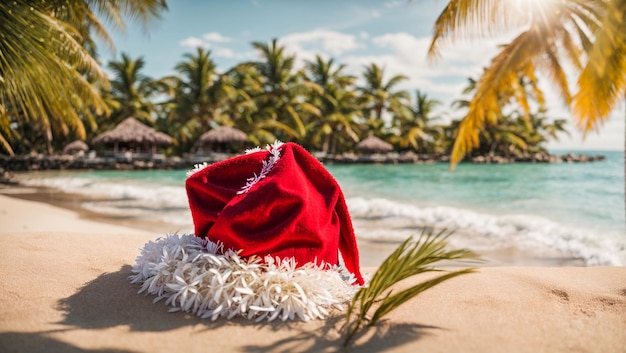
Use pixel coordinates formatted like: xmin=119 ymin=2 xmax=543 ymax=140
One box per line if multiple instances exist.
xmin=130 ymin=141 xmax=364 ymax=322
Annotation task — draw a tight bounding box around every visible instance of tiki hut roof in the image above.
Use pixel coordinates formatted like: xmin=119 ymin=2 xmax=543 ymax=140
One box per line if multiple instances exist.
xmin=355 ymin=135 xmax=393 ymax=153
xmin=198 ymin=126 xmax=248 ymax=144
xmin=62 ymin=140 xmax=89 ymax=155
xmin=91 ymin=117 xmax=173 ymax=146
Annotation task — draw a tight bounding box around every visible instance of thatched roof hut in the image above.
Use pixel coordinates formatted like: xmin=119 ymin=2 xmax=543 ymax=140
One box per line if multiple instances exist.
xmin=92 ymin=117 xmax=172 ymax=146
xmin=355 ymin=135 xmax=393 ymax=154
xmin=92 ymin=117 xmax=172 ymax=156
xmin=195 ymin=126 xmax=248 ymax=153
xmin=198 ymin=126 xmax=247 ymax=144
xmin=62 ymin=140 xmax=89 ymax=155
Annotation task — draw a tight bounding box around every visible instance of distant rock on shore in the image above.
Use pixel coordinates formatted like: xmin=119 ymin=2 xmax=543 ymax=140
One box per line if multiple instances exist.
xmin=469 ymin=151 xmax=606 ymax=164
xmin=319 ymin=151 xmax=606 ymax=165
xmin=0 ymin=154 xmax=189 ymax=172
xmin=0 ymin=150 xmax=607 ymax=172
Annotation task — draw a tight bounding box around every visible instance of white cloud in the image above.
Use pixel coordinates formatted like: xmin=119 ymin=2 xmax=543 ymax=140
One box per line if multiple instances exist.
xmin=202 ymin=32 xmax=231 ymax=43
xmin=384 ymin=0 xmax=404 ymax=8
xmin=214 ymin=47 xmax=236 ymax=58
xmin=179 ymin=37 xmax=207 ymax=48
xmin=280 ymin=29 xmax=361 ymax=57
xmin=337 ymin=32 xmax=485 ymax=102
xmin=180 ymin=32 xmax=232 ymax=49
xmin=372 ymin=32 xmax=430 ymax=66
xmin=213 ymin=48 xmax=256 ymax=61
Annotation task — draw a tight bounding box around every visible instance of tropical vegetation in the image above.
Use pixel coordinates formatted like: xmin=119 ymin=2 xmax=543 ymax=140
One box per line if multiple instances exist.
xmin=5 ymin=0 xmax=619 ymax=164
xmin=0 ymin=0 xmax=168 ymax=156
xmin=429 ymin=0 xmax=626 ymax=168
xmin=0 ymin=43 xmax=569 ymax=158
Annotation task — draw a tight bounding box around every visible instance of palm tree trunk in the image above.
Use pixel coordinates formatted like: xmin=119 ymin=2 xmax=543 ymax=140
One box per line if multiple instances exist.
xmin=330 ymin=134 xmax=338 ymax=155
xmin=45 ymin=125 xmax=53 ymax=155
xmin=322 ymin=134 xmax=330 ymax=154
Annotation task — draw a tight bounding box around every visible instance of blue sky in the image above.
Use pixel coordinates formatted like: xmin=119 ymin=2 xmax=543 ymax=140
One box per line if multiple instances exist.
xmin=100 ymin=0 xmax=625 ymax=151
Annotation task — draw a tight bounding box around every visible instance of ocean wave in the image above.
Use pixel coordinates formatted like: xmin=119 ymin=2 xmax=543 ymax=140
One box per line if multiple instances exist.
xmin=347 ymin=197 xmax=626 ymax=266
xmin=18 ymin=175 xmax=188 ymax=208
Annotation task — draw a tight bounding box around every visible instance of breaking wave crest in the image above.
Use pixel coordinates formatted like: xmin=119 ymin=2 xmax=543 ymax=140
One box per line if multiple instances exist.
xmin=347 ymin=197 xmax=625 ymax=266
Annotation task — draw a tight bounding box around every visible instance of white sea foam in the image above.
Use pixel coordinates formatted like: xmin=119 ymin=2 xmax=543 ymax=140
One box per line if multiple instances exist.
xmin=19 ymin=175 xmax=188 ymax=207
xmin=18 ymin=174 xmax=193 ymax=231
xmin=347 ymin=197 xmax=626 ymax=266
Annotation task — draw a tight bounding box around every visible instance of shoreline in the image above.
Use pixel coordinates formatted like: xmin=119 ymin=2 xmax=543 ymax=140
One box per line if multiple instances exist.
xmin=0 ymin=183 xmax=590 ymax=268
xmin=0 ymin=191 xmax=625 ymax=352
xmin=0 ymin=184 xmax=404 ymax=267
xmin=0 ymin=184 xmax=177 ymax=235
xmin=0 ymin=150 xmax=608 ymax=174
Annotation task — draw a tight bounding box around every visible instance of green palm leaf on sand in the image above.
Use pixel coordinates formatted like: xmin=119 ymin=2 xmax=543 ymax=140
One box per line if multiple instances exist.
xmin=343 ymin=229 xmax=479 ymax=346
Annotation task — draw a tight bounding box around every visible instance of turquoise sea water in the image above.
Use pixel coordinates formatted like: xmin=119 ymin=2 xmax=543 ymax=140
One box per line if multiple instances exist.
xmin=15 ymin=150 xmax=625 ymax=266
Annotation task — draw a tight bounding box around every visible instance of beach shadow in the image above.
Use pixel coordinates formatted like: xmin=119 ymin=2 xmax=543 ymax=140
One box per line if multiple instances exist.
xmin=240 ymin=318 xmax=438 ymax=353
xmin=346 ymin=322 xmax=439 ymax=352
xmin=0 ymin=332 xmax=139 ymax=353
xmin=56 ymin=265 xmax=214 ymax=332
xmin=56 ymin=265 xmax=439 ymax=352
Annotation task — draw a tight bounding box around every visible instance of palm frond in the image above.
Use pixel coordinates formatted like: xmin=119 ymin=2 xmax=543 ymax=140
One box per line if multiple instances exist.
xmin=384 ymin=74 xmax=409 ymax=91
xmin=0 ymin=107 xmax=14 ymax=155
xmin=428 ymin=0 xmax=524 ymax=58
xmin=284 ymin=105 xmax=306 ymax=138
xmin=342 ymin=228 xmax=479 ymax=347
xmin=573 ymin=0 xmax=626 ymax=132
xmin=449 ymin=28 xmax=546 ymax=169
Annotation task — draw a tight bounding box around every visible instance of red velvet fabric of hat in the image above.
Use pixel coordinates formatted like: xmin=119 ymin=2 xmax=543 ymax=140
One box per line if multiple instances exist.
xmin=185 ymin=142 xmax=364 ymax=285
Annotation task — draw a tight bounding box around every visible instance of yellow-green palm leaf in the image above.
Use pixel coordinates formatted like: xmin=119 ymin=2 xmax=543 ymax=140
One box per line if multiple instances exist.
xmin=0 ymin=1 xmax=107 ymax=155
xmin=573 ymin=0 xmax=626 ymax=132
xmin=450 ymin=30 xmax=544 ymax=167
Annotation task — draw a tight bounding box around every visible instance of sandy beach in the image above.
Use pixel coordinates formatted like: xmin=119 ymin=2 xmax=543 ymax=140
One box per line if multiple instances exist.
xmin=1 ymin=188 xmax=625 ymax=353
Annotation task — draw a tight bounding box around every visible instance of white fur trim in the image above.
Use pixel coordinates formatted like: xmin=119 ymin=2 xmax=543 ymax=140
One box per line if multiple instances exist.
xmin=186 ymin=162 xmax=209 ymax=177
xmin=130 ymin=234 xmax=359 ymax=322
xmin=238 ymin=140 xmax=284 ymax=194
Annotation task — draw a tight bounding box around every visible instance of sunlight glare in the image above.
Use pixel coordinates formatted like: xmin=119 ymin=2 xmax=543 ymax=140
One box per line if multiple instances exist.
xmin=513 ymin=0 xmax=557 ymax=21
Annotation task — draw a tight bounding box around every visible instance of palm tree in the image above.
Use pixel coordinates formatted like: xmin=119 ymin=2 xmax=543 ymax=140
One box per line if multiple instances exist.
xmin=172 ymin=48 xmax=236 ymax=132
xmin=310 ymin=88 xmax=362 ymax=154
xmin=105 ymin=53 xmax=167 ymax=129
xmin=358 ymin=63 xmax=411 ymax=122
xmin=161 ymin=48 xmax=242 ymax=153
xmin=221 ymin=63 xmax=262 ymax=123
xmin=428 ymin=0 xmax=626 ymax=168
xmin=304 ymin=55 xmax=360 ymax=153
xmin=1 ymin=2 xmax=106 ymax=155
xmin=450 ymin=73 xmax=569 ymax=158
xmin=251 ymin=39 xmax=322 ymax=142
xmin=393 ymin=90 xmax=442 ymax=153
xmin=538 ymin=116 xmax=570 ymax=143
xmin=0 ymin=0 xmax=167 ymax=155
xmin=477 ymin=115 xmax=529 ymax=157
xmin=305 ymin=55 xmax=355 ymax=90
xmin=216 ymin=62 xmax=283 ymax=147
xmin=520 ymin=110 xmax=570 ymax=152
